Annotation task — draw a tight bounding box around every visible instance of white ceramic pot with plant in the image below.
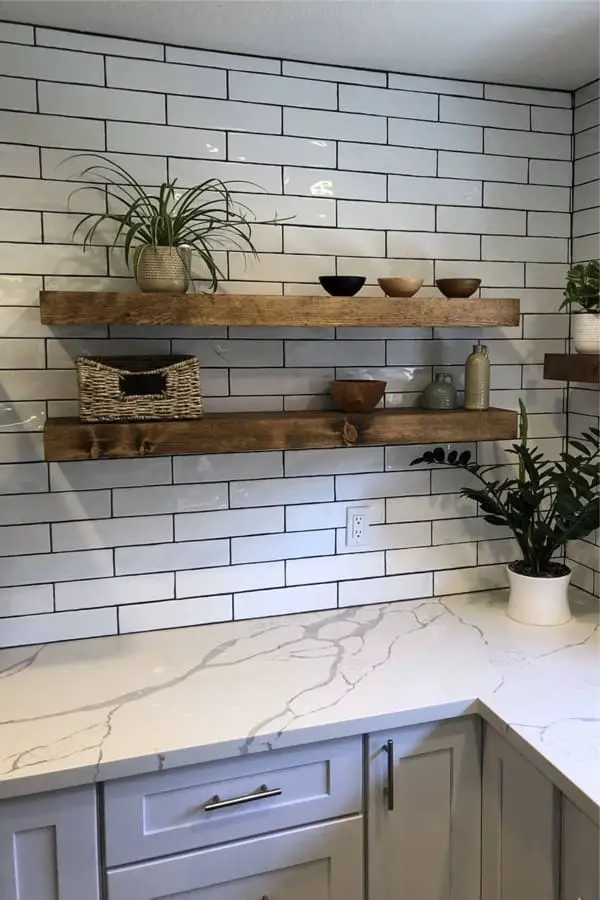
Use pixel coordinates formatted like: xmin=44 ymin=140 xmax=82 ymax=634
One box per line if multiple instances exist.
xmin=560 ymin=260 xmax=600 ymax=355
xmin=412 ymin=401 xmax=599 ymax=627
xmin=70 ymin=154 xmax=274 ymax=294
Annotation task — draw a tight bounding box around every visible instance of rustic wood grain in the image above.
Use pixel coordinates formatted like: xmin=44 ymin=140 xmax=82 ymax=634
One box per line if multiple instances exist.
xmin=544 ymin=353 xmax=600 ymax=384
xmin=40 ymin=292 xmax=520 ymax=328
xmin=44 ymin=408 xmax=518 ymax=461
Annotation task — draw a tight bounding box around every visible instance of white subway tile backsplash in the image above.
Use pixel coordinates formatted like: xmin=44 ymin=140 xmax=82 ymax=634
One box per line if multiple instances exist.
xmin=39 ymin=82 xmax=165 ymax=123
xmin=170 ymin=157 xmax=281 ymax=193
xmin=0 ymin=489 xmax=110 ymax=526
xmin=0 ymin=462 xmax=47 ymax=495
xmin=526 ymin=262 xmax=569 ymax=287
xmin=230 ymin=368 xmax=333 ymax=397
xmin=532 ymin=105 xmax=573 ymax=134
xmin=0 ymin=337 xmax=44 ymax=369
xmin=0 ymin=242 xmax=106 ymax=276
xmin=0 ymin=75 xmax=36 ymax=112
xmin=0 ymin=523 xmax=50 ymax=557
xmin=287 ymin=551 xmax=384 ymax=585
xmin=387 ymin=542 xmax=478 ymax=574
xmin=0 ymin=607 xmax=116 ymax=648
xmin=433 ymin=517 xmax=512 ymax=545
xmin=485 ymin=128 xmax=571 ymax=160
xmin=0 ymin=23 xmax=33 ymax=44
xmin=0 ymin=110 xmax=105 ymax=150
xmin=285 ymin=448 xmax=383 ymax=477
xmin=234 ymin=582 xmax=336 ymax=619
xmin=229 ymin=252 xmax=334 ymax=283
xmin=284 ymin=107 xmax=387 ymax=143
xmin=434 ymin=260 xmax=524 ymax=286
xmin=0 ymin=432 xmax=44 ymax=464
xmin=284 ymin=226 xmax=385 ymax=257
xmin=390 ymin=174 xmax=481 ymax=206
xmin=55 ymin=572 xmax=174 ymax=610
xmin=37 ymin=27 xmax=163 ymax=59
xmin=438 ymin=151 xmax=528 ymax=183
xmin=337 ymin=200 xmax=435 ymax=231
xmin=50 ymin=457 xmax=171 ymax=491
xmin=119 ymin=595 xmax=232 ymax=634
xmin=169 ymin=95 xmax=281 ymax=134
xmin=388 ymin=118 xmax=482 ymax=152
xmin=573 ymin=207 xmax=600 ymax=237
xmin=485 ymin=182 xmax=570 ymax=212
xmin=174 ymin=338 xmax=283 ymax=367
xmin=390 ymin=73 xmax=482 ymax=97
xmin=0 ymin=400 xmax=46 ymax=433
xmin=230 ymin=71 xmax=336 ymax=109
xmin=442 ymin=96 xmax=529 ymax=129
xmin=0 ymin=584 xmax=52 ymax=618
xmin=573 ymin=179 xmax=600 ymax=211
xmin=484 ymin=83 xmax=570 ymax=107
xmin=229 ymin=132 xmax=335 ymax=167
xmin=482 ymin=235 xmax=568 ymax=262
xmin=107 ymin=56 xmax=226 ymax=97
xmin=477 ymin=537 xmax=521 ymax=565
xmin=575 ymin=100 xmax=600 ymax=133
xmin=231 ymin=476 xmax=333 ymax=508
xmin=233 ymin=529 xmax=334 ymax=564
xmin=340 ymin=84 xmax=438 ymax=120
xmin=336 ymin=471 xmax=430 ymax=501
xmin=436 ymin=206 xmax=525 ymax=236
xmin=575 ymin=80 xmax=600 ymax=106
xmin=337 ymin=521 xmax=431 ymax=554
xmin=0 ymin=42 xmax=104 ymax=84
xmin=177 ymin=561 xmax=283 ymax=599
xmin=283 ymin=166 xmax=386 ymax=201
xmin=434 ymin=564 xmax=506 ymax=595
xmin=529 ymin=159 xmax=573 ymax=187
xmin=387 ymin=493 xmax=477 ymax=522
xmin=177 ymin=506 xmax=284 ymax=542
xmin=574 ymin=154 xmax=599 ymax=186
xmin=286 ymin=340 xmax=385 ymax=367
xmin=0 ymin=143 xmax=39 ymax=177
xmin=388 ymin=231 xmax=480 ymax=260
xmin=575 ymin=125 xmax=599 ymax=160
xmin=572 ymin=233 xmax=600 ymax=262
xmin=167 ymin=45 xmax=280 ymax=74
xmin=113 ymin=483 xmax=227 ymax=517
xmin=108 ymin=121 xmax=225 ymax=158
xmin=0 ymin=548 xmax=113 ymax=587
xmin=528 ymin=212 xmax=571 ymax=238
xmin=286 ymin=499 xmax=385 ymax=532
xmin=52 ymin=515 xmax=173 ymax=551
xmin=339 ymin=142 xmax=436 ymax=176
xmin=339 ymin=572 xmax=432 ymax=607
xmin=116 ymin=539 xmax=229 ymax=575
xmin=175 ymin=451 xmax=282 ymax=484
xmin=0 ymin=210 xmax=41 ymax=243
xmin=282 ymin=60 xmax=385 ymax=87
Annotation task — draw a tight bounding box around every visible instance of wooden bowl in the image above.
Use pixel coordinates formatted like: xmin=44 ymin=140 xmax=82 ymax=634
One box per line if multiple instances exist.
xmin=319 ymin=275 xmax=366 ymax=296
xmin=378 ymin=277 xmax=423 ymax=297
xmin=435 ymin=278 xmax=481 ymax=298
xmin=330 ymin=379 xmax=386 ymax=413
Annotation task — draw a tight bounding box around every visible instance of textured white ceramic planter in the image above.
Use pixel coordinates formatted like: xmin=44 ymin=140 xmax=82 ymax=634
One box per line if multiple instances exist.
xmin=507 ymin=564 xmax=572 ymax=626
xmin=135 ymin=246 xmax=191 ymax=293
xmin=573 ymin=312 xmax=600 ymax=355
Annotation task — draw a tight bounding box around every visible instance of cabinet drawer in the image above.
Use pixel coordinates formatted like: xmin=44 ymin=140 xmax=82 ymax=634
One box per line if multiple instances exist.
xmin=104 ymin=737 xmax=362 ymax=866
xmin=107 ymin=816 xmax=363 ymax=900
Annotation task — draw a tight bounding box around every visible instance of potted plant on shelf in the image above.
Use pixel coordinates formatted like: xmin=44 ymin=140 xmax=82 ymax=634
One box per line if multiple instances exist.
xmin=560 ymin=260 xmax=600 ymax=355
xmin=411 ymin=402 xmax=599 ymax=626
xmin=69 ymin=154 xmax=274 ymax=294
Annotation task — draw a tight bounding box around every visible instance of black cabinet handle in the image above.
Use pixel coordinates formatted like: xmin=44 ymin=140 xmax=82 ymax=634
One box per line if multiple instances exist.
xmin=204 ymin=784 xmax=282 ymax=812
xmin=385 ymin=739 xmax=394 ymax=811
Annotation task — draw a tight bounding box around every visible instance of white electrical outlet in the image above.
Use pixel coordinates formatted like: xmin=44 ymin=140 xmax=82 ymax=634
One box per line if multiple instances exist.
xmin=346 ymin=506 xmax=370 ymax=547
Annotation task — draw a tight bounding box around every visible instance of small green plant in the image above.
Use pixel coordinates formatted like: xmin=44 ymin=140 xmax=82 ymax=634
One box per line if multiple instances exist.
xmin=411 ymin=401 xmax=599 ymax=577
xmin=68 ymin=153 xmax=276 ymax=291
xmin=560 ymin=260 xmax=599 ymax=313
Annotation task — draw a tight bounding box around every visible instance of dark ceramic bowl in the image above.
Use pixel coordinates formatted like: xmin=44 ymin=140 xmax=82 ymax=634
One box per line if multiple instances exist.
xmin=330 ymin=379 xmax=386 ymax=413
xmin=319 ymin=275 xmax=366 ymax=297
xmin=435 ymin=278 xmax=481 ymax=298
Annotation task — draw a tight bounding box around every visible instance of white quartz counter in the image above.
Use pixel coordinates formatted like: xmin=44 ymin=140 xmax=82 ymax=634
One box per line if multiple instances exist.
xmin=1 ymin=590 xmax=598 ymax=820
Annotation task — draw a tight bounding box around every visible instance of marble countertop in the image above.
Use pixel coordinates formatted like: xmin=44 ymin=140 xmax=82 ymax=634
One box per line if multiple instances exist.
xmin=1 ymin=590 xmax=598 ymax=820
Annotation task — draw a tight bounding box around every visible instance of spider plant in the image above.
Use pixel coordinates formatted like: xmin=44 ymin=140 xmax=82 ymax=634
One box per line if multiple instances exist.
xmin=68 ymin=153 xmax=277 ymax=291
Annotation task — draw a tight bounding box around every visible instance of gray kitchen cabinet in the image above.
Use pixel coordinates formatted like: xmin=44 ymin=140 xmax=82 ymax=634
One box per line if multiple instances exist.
xmin=482 ymin=726 xmax=561 ymax=900
xmin=561 ymin=797 xmax=599 ymax=900
xmin=106 ymin=816 xmax=363 ymax=900
xmin=0 ymin=785 xmax=100 ymax=900
xmin=367 ymin=716 xmax=482 ymax=900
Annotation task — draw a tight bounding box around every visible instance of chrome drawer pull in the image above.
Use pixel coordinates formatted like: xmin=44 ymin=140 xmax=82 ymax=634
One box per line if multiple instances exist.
xmin=204 ymin=784 xmax=282 ymax=812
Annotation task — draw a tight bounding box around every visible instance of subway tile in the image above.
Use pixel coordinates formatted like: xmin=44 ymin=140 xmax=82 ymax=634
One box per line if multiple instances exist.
xmin=52 ymin=515 xmax=173 ymax=552
xmin=174 ymin=451 xmax=283 ymax=484
xmin=115 ymin=539 xmax=229 ymax=575
xmin=433 ymin=517 xmax=512 ymax=545
xmin=55 ymin=572 xmax=174 ymax=610
xmin=573 ymin=234 xmax=600 ymax=263
xmin=176 ymin=506 xmax=284 ymax=542
xmin=0 ymin=42 xmax=104 ymax=83
xmin=0 ymin=23 xmax=33 ymax=44
xmin=527 ymin=212 xmax=571 ymax=238
xmin=37 ymin=27 xmax=163 ymax=59
xmin=340 ymin=84 xmax=438 ymax=120
xmin=529 ymin=159 xmax=573 ymax=187
xmin=436 ymin=206 xmax=525 ymax=236
xmin=339 ymin=572 xmax=433 ymax=607
xmin=286 ymin=499 xmax=385 ymax=532
xmin=177 ymin=561 xmax=283 ymax=599
xmin=388 ymin=118 xmax=482 ymax=152
xmin=390 ymin=174 xmax=481 ymax=206
xmin=167 ymin=44 xmax=280 ymax=74
xmin=107 ymin=55 xmax=226 ymax=96
xmin=0 ymin=433 xmax=44 ymax=464
xmin=283 ymin=166 xmax=386 ymax=201
xmin=169 ymin=95 xmax=280 ymax=134
xmin=120 ymin=595 xmax=232 ymax=635
xmin=50 ymin=457 xmax=170 ymax=491
xmin=387 ymin=493 xmax=476 ymax=522
xmin=575 ymin=125 xmax=599 ymax=160
xmin=173 ymin=338 xmax=282 ymax=367
xmin=573 ymin=179 xmax=600 ymax=211
xmin=286 ymin=340 xmax=385 ymax=367
xmin=230 ymin=476 xmax=333 ymax=508
xmin=0 ymin=368 xmax=74 ymax=400
xmin=0 ymin=607 xmax=116 ymax=648
xmin=526 ymin=263 xmax=569 ymax=288
xmin=113 ymin=483 xmax=227 ymax=517
xmin=230 ymin=368 xmax=333 ymax=396
xmin=0 ymin=75 xmax=36 ymax=112
xmin=484 ymin=338 xmax=564 ymax=365
xmin=434 ymin=564 xmax=507 ymax=595
xmin=0 ymin=548 xmax=113 ymax=587
xmin=46 ymin=337 xmax=170 ymax=369
xmin=485 ymin=128 xmax=571 ymax=160
xmin=0 ymin=338 xmax=44 ymax=369
xmin=108 ymin=121 xmax=225 ymax=158
xmin=442 ymin=95 xmax=529 ymax=129
xmin=170 ymin=157 xmax=281 ymax=193
xmin=39 ymin=81 xmax=165 ymax=123
xmin=285 ymin=447 xmax=383 ymax=477
xmin=284 ymin=226 xmax=385 ymax=257
xmin=0 ymin=400 xmax=46 ymax=432
xmin=0 ymin=584 xmax=52 ymax=618
xmin=0 ymin=177 xmax=104 ymax=213
xmin=434 ymin=260 xmax=524 ymax=287
xmin=338 ymin=200 xmax=434 ymax=231
xmin=0 ymin=524 xmax=50 ymax=557
xmin=385 ymin=441 xmax=473 ymax=472
xmin=229 ymin=253 xmax=334 ymax=282
xmin=339 ymin=142 xmax=436 ymax=177
xmin=0 ymin=109 xmax=105 ymax=151
xmin=388 ymin=231 xmax=480 ymax=260
xmin=282 ymin=60 xmax=386 ymax=87
xmin=491 ymin=386 xmax=565 ymax=412
xmin=0 ymin=462 xmax=47 ymax=495
xmin=482 ymin=286 xmax=562 ymax=313
xmin=477 ymin=538 xmax=521 ymax=565
xmin=573 ymin=207 xmax=600 ymax=237
xmin=574 ymin=153 xmax=600 ymax=186
xmin=0 ymin=489 xmax=110 ymax=526
xmin=230 ymin=71 xmax=336 ymax=109
xmin=0 ymin=210 xmax=41 ymax=243
xmin=229 ymin=132 xmax=336 ymax=167
xmin=575 ymin=99 xmax=600 ymax=133
xmin=0 ymin=242 xmax=106 ymax=276
xmin=233 ymin=529 xmax=334 ymax=564
xmin=387 ymin=542 xmax=477 ymax=574
xmin=567 ymin=539 xmax=600 ymax=572
xmin=482 ymin=235 xmax=568 ymax=263
xmin=531 ymin=105 xmax=572 ymax=134
xmin=233 ymin=192 xmax=335 ymax=227
xmin=0 ymin=143 xmax=39 ymax=177
xmin=336 ymin=470 xmax=430 ymax=501
xmin=390 ymin=73 xmax=482 ymax=97
xmin=44 ymin=148 xmax=167 ymax=187
xmin=484 ymin=182 xmax=570 ymax=212
xmin=284 ymin=107 xmax=387 ymax=143
xmin=337 ymin=521 xmax=431 ymax=554
xmin=575 ymin=80 xmax=600 ymax=106
xmin=286 ymin=552 xmax=384 ymax=586
xmin=570 ymin=561 xmax=596 ymax=594
xmin=485 ymin=83 xmax=570 ymax=107
xmin=438 ymin=151 xmax=527 ymax=183
xmin=234 ymin=582 xmax=336 ymax=619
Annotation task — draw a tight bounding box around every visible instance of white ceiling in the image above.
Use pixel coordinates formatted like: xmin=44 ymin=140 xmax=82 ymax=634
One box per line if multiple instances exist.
xmin=1 ymin=0 xmax=599 ymax=90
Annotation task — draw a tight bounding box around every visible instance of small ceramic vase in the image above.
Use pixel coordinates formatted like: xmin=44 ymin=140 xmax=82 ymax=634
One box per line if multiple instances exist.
xmin=420 ymin=373 xmax=458 ymax=410
xmin=464 ymin=344 xmax=490 ymax=410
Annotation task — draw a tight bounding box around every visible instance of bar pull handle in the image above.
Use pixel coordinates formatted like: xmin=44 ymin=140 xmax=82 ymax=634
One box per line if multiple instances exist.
xmin=385 ymin=739 xmax=395 ymax=811
xmin=204 ymin=784 xmax=282 ymax=812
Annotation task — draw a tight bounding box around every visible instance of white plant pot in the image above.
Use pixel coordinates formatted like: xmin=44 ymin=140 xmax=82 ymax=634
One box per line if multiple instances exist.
xmin=573 ymin=312 xmax=600 ymax=355
xmin=506 ymin=563 xmax=572 ymax=626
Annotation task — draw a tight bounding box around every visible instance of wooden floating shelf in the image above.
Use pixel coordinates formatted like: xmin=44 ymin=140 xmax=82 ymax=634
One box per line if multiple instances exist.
xmin=40 ymin=292 xmax=520 ymax=328
xmin=544 ymin=353 xmax=600 ymax=384
xmin=44 ymin=408 xmax=518 ymax=461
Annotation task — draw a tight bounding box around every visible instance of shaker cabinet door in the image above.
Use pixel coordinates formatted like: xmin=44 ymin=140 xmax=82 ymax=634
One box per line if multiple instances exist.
xmin=367 ymin=716 xmax=482 ymax=900
xmin=561 ymin=797 xmax=599 ymax=900
xmin=0 ymin=785 xmax=101 ymax=900
xmin=482 ymin=726 xmax=560 ymax=900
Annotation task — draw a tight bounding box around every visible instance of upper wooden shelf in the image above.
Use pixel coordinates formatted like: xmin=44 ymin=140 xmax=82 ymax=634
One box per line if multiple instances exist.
xmin=44 ymin=408 xmax=517 ymax=461
xmin=39 ymin=292 xmax=520 ymax=328
xmin=544 ymin=354 xmax=600 ymax=384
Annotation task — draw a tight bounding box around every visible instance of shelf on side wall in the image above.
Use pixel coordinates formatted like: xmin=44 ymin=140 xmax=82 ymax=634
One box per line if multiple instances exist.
xmin=544 ymin=354 xmax=600 ymax=384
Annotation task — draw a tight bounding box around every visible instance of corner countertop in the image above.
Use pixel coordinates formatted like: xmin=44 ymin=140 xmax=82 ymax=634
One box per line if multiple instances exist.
xmin=1 ymin=590 xmax=598 ymax=821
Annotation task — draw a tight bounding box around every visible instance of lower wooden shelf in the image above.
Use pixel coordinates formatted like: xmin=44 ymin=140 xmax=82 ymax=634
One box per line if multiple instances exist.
xmin=544 ymin=353 xmax=600 ymax=383
xmin=44 ymin=408 xmax=517 ymax=461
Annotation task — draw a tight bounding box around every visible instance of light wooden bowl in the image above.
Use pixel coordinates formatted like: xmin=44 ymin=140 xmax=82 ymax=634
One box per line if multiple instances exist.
xmin=378 ymin=277 xmax=423 ymax=297
xmin=330 ymin=380 xmax=386 ymax=413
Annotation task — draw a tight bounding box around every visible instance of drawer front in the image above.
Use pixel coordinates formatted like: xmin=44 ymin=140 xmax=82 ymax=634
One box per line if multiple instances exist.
xmin=104 ymin=737 xmax=362 ymax=866
xmin=107 ymin=817 xmax=363 ymax=900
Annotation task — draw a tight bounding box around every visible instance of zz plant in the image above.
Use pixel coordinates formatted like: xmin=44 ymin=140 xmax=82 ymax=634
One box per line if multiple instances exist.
xmin=560 ymin=260 xmax=599 ymax=313
xmin=411 ymin=401 xmax=599 ymax=578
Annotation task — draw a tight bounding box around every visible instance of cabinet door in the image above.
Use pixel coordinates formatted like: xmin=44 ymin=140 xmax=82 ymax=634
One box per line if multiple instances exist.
xmin=482 ymin=726 xmax=560 ymax=900
xmin=106 ymin=816 xmax=363 ymax=900
xmin=0 ymin=785 xmax=100 ymax=900
xmin=562 ymin=797 xmax=599 ymax=900
xmin=368 ymin=716 xmax=481 ymax=900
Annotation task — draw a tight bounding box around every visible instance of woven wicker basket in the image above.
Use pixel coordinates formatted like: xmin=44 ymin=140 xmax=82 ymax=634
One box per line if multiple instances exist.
xmin=76 ymin=356 xmax=203 ymax=422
